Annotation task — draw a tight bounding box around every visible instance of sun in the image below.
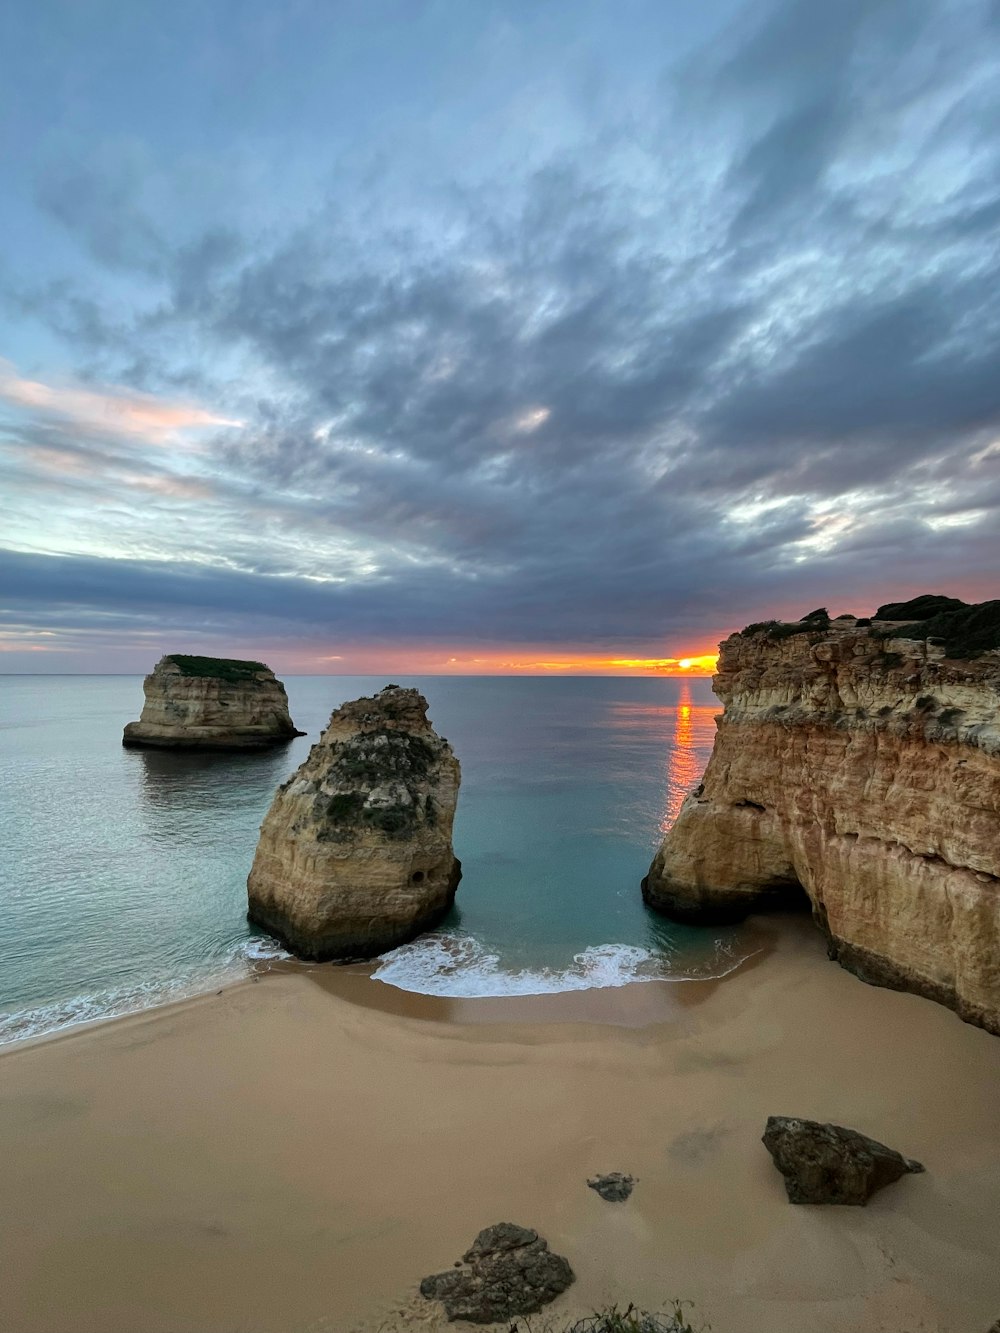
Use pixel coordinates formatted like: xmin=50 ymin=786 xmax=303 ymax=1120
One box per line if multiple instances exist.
xmin=678 ymin=658 xmax=694 ymax=669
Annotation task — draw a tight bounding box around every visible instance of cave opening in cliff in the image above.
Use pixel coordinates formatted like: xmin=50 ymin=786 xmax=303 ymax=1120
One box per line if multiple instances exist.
xmin=760 ymin=877 xmax=814 ymax=917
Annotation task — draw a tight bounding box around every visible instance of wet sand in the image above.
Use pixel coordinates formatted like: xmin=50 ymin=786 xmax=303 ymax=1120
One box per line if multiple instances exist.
xmin=2 ymin=915 xmax=999 ymax=1333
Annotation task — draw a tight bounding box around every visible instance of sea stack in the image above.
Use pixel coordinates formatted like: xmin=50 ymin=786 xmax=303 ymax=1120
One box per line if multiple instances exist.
xmin=643 ymin=598 xmax=1000 ymax=1033
xmin=247 ymin=684 xmax=461 ymax=960
xmin=122 ymin=654 xmax=303 ymax=750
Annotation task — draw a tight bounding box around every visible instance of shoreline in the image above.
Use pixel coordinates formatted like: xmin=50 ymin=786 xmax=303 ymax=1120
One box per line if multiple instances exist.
xmin=3 ymin=915 xmax=1000 ymax=1332
xmin=0 ymin=951 xmax=277 ymax=1056
xmin=282 ymin=928 xmax=774 ymax=1028
xmin=0 ymin=945 xmax=751 ymax=1059
xmin=0 ymin=922 xmax=773 ymax=1053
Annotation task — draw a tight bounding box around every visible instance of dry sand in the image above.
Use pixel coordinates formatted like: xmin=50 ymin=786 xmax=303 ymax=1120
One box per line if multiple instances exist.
xmin=2 ymin=915 xmax=999 ymax=1333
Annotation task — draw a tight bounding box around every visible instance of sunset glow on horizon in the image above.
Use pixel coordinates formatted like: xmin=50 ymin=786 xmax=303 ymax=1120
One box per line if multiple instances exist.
xmin=301 ymin=648 xmax=721 ymax=677
xmin=309 ymin=647 xmax=723 ymax=676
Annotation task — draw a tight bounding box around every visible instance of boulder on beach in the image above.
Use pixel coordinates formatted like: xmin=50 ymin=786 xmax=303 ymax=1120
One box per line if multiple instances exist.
xmin=419 ymin=1223 xmax=574 ymax=1324
xmin=122 ymin=654 xmax=303 ymax=750
xmin=247 ymin=684 xmax=461 ymax=961
xmin=762 ymin=1115 xmax=924 ymax=1205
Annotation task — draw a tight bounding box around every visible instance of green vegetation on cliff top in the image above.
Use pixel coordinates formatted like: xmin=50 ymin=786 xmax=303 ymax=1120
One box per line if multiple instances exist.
xmin=739 ymin=596 xmax=1000 ymax=659
xmin=874 ymin=594 xmax=967 ymax=620
xmin=165 ymin=654 xmax=270 ymax=681
xmin=880 ymin=599 xmax=1000 ymax=659
xmin=740 ymin=607 xmax=830 ymax=640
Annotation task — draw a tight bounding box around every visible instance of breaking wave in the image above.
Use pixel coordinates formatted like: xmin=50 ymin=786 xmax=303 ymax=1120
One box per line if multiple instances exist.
xmin=371 ymin=932 xmax=757 ymax=998
xmin=0 ymin=930 xmax=755 ymax=1045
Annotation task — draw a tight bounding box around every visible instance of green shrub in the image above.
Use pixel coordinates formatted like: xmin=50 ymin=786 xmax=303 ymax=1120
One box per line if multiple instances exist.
xmin=509 ymin=1304 xmax=705 ymax=1333
xmin=739 ymin=619 xmax=827 ymax=642
xmin=165 ymin=654 xmax=269 ymax=682
xmin=362 ymin=804 xmax=415 ymax=835
xmin=882 ymin=599 xmax=1000 ymax=658
xmin=326 ymin=792 xmax=365 ymax=821
xmin=335 ymin=729 xmax=435 ymax=784
xmin=874 ymin=594 xmax=967 ymax=621
xmin=768 ymin=621 xmax=815 ymax=640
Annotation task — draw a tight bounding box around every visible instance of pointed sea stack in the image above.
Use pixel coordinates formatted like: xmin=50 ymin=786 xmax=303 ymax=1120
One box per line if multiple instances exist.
xmin=247 ymin=685 xmax=461 ymax=960
xmin=122 ymin=654 xmax=303 ymax=750
xmin=643 ymin=598 xmax=1000 ymax=1033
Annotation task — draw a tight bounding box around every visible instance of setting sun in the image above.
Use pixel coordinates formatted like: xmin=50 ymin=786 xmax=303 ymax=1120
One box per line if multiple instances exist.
xmin=606 ymin=653 xmax=718 ymax=675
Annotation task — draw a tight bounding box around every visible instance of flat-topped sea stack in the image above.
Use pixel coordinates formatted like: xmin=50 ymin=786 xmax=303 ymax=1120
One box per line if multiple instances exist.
xmin=247 ymin=685 xmax=461 ymax=960
xmin=643 ymin=597 xmax=1000 ymax=1033
xmin=122 ymin=654 xmax=303 ymax=750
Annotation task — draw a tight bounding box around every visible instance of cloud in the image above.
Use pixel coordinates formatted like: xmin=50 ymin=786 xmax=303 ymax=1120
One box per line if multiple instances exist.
xmin=2 ymin=0 xmax=999 ymax=667
xmin=0 ymin=359 xmax=243 ymax=441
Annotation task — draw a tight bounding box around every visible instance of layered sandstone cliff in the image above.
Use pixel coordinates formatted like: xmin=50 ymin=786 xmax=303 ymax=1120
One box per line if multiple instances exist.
xmin=643 ymin=607 xmax=1000 ymax=1033
xmin=247 ymin=684 xmax=461 ymax=960
xmin=123 ymin=655 xmax=303 ymax=749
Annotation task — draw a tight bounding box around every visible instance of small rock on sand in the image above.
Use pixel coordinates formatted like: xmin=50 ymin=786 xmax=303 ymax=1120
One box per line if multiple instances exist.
xmin=587 ymin=1172 xmax=636 ymax=1202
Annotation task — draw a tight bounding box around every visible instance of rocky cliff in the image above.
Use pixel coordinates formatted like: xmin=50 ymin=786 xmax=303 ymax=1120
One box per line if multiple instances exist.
xmin=122 ymin=655 xmax=303 ymax=749
xmin=643 ymin=601 xmax=1000 ymax=1033
xmin=247 ymin=684 xmax=461 ymax=960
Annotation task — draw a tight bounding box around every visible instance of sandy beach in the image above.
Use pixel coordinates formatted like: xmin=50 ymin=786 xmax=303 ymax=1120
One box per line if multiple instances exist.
xmin=2 ymin=915 xmax=999 ymax=1333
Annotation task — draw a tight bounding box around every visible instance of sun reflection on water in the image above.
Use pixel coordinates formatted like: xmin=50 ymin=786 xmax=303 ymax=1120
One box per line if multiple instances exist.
xmin=661 ymin=681 xmax=719 ymax=832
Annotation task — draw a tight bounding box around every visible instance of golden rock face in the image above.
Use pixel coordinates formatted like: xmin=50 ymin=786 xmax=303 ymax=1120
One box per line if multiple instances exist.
xmin=247 ymin=685 xmax=461 ymax=961
xmin=643 ymin=621 xmax=1000 ymax=1033
xmin=122 ymin=655 xmax=302 ymax=750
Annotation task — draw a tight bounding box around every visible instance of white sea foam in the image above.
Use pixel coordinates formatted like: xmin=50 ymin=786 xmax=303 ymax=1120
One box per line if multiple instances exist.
xmin=371 ymin=933 xmax=757 ymax=998
xmin=242 ymin=935 xmax=291 ymax=962
xmin=0 ymin=931 xmax=755 ymax=1044
xmin=0 ymin=975 xmax=208 ymax=1047
xmin=0 ymin=937 xmax=289 ymax=1047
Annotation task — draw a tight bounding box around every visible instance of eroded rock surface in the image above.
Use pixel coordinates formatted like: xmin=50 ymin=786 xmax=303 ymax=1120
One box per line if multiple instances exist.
xmin=587 ymin=1172 xmax=635 ymax=1202
xmin=643 ymin=611 xmax=1000 ymax=1032
xmin=247 ymin=685 xmax=460 ymax=960
xmin=419 ymin=1223 xmax=574 ymax=1323
xmin=122 ymin=655 xmax=302 ymax=750
xmin=762 ymin=1115 xmax=924 ymax=1205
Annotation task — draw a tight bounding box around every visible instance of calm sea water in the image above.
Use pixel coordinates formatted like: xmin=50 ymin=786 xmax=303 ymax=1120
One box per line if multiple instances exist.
xmin=0 ymin=675 xmax=746 ymax=1044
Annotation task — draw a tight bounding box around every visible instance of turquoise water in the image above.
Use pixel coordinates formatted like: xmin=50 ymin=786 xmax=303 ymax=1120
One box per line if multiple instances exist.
xmin=0 ymin=675 xmax=744 ymax=1043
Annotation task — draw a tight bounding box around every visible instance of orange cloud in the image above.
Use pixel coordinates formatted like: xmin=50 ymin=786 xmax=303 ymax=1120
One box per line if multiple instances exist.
xmin=123 ymin=474 xmax=216 ymax=500
xmin=0 ymin=359 xmax=243 ymax=442
xmin=24 ymin=445 xmax=92 ymax=476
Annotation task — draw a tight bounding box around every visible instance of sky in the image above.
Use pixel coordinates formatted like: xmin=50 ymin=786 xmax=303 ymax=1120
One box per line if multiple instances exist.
xmin=1 ymin=0 xmax=998 ymax=675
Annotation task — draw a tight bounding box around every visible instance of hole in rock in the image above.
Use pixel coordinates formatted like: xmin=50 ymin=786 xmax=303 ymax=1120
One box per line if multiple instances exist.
xmin=767 ymin=878 xmax=813 ymax=914
xmin=410 ymin=870 xmax=425 ymax=884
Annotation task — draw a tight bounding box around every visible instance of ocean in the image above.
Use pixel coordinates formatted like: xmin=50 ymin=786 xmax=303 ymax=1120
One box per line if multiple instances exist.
xmin=0 ymin=674 xmax=750 ymax=1045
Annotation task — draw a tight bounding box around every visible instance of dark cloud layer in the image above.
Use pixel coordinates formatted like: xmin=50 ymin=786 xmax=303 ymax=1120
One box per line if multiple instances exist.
xmin=2 ymin=0 xmax=999 ymax=667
